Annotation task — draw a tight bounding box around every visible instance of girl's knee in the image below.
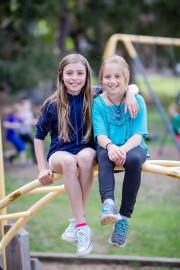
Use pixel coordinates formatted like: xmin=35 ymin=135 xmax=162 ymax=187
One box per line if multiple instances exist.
xmin=77 ymin=151 xmax=95 ymax=169
xmin=50 ymin=153 xmax=77 ymax=173
xmin=126 ymin=153 xmax=143 ymax=167
xmin=62 ymin=156 xmax=77 ymax=171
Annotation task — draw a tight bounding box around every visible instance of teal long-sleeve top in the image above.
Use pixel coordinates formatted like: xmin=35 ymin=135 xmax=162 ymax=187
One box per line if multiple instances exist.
xmin=92 ymin=94 xmax=148 ymax=155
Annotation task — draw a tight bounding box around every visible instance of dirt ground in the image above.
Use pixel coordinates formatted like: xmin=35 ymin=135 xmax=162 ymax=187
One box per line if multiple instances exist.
xmin=40 ymin=262 xmax=180 ymax=270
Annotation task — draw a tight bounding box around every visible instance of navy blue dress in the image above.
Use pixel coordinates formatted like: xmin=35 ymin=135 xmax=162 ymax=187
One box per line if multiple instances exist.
xmin=35 ymin=92 xmax=95 ymax=160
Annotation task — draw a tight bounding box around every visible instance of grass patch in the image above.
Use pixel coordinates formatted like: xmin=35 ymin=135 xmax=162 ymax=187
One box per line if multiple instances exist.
xmin=137 ymin=74 xmax=180 ymax=103
xmin=135 ymin=74 xmax=179 ymax=146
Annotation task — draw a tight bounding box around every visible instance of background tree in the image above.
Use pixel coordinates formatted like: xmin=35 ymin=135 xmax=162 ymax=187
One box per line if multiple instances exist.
xmin=0 ymin=0 xmax=179 ymax=94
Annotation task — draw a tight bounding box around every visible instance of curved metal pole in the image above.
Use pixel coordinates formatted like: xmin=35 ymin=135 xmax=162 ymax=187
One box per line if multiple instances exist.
xmin=103 ymin=33 xmax=180 ymax=59
xmin=0 ymin=187 xmax=65 ymax=252
xmin=0 ymin=160 xmax=180 ymax=212
xmin=0 ymin=119 xmax=7 ymax=269
xmin=0 ymin=173 xmax=61 ymax=211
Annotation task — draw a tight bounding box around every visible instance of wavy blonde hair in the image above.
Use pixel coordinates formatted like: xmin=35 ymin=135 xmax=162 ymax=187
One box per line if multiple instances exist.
xmin=43 ymin=54 xmax=93 ymax=142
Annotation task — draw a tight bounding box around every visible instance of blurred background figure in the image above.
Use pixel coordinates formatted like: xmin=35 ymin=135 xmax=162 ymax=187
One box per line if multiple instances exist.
xmin=3 ymin=103 xmax=27 ymax=165
xmin=19 ymin=99 xmax=37 ymax=164
xmin=169 ymin=92 xmax=180 ymax=143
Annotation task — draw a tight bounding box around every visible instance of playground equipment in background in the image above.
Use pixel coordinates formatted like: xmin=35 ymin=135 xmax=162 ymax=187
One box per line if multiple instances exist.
xmin=103 ymin=34 xmax=180 ymax=153
xmin=1 ymin=34 xmax=180 ymax=269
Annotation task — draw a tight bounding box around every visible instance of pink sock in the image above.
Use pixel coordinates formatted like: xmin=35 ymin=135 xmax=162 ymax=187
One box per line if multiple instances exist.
xmin=76 ymin=223 xmax=87 ymax=228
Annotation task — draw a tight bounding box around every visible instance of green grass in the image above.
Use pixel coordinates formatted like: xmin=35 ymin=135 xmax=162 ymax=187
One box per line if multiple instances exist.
xmin=137 ymin=74 xmax=180 ymax=102
xmin=136 ymin=74 xmax=179 ymax=145
xmin=5 ymin=172 xmax=180 ymax=258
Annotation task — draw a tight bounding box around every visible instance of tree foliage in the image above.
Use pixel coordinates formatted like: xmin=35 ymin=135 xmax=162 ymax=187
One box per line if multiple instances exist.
xmin=0 ymin=0 xmax=179 ymax=93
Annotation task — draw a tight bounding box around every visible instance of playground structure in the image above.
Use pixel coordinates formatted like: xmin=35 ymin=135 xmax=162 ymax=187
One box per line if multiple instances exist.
xmin=0 ymin=34 xmax=180 ymax=269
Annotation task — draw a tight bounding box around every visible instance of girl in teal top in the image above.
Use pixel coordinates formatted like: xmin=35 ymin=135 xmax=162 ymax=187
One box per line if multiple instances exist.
xmin=92 ymin=55 xmax=148 ymax=248
xmin=93 ymin=94 xmax=148 ymax=153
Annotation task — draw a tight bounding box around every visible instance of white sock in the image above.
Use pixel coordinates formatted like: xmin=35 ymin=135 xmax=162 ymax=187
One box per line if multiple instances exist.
xmin=104 ymin=198 xmax=115 ymax=205
xmin=120 ymin=215 xmax=129 ymax=220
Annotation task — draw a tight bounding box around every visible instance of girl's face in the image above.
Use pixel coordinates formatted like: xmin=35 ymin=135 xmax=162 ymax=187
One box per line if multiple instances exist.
xmin=101 ymin=62 xmax=127 ymax=96
xmin=62 ymin=62 xmax=87 ymax=95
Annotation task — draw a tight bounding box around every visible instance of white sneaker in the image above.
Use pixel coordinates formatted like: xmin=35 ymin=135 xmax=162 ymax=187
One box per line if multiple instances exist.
xmin=61 ymin=219 xmax=77 ymax=243
xmin=76 ymin=225 xmax=92 ymax=257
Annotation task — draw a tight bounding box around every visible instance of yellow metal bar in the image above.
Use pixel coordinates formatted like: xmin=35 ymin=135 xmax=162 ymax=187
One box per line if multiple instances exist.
xmin=142 ymin=164 xmax=180 ymax=179
xmin=145 ymin=160 xmax=180 ymax=166
xmin=123 ymin=39 xmax=137 ymax=58
xmin=0 ymin=187 xmax=64 ymax=252
xmin=0 ymin=211 xmax=30 ymax=221
xmin=110 ymin=34 xmax=180 ymax=46
xmin=0 ymin=119 xmax=7 ymax=269
xmin=28 ymin=185 xmax=64 ymax=194
xmin=0 ymin=160 xmax=180 ymax=212
xmin=0 ymin=173 xmax=61 ymax=211
xmin=103 ymin=33 xmax=180 ymax=59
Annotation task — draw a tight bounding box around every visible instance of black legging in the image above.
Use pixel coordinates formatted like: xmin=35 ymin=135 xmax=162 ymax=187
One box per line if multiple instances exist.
xmin=97 ymin=146 xmax=147 ymax=218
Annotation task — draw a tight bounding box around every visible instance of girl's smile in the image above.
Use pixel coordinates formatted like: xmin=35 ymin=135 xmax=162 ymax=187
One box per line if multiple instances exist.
xmin=102 ymin=62 xmax=127 ymax=98
xmin=63 ymin=62 xmax=87 ymax=95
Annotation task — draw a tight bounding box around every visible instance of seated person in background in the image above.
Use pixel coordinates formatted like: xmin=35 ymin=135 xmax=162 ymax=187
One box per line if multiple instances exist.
xmin=19 ymin=99 xmax=37 ymax=164
xmin=3 ymin=104 xmax=27 ymax=165
xmin=169 ymin=103 xmax=180 ymax=142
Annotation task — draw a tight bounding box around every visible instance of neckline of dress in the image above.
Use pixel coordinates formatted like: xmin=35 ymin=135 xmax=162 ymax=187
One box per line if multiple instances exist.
xmin=99 ymin=95 xmax=124 ymax=108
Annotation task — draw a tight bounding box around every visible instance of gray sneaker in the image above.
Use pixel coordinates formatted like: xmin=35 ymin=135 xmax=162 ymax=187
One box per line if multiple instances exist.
xmin=109 ymin=219 xmax=129 ymax=247
xmin=76 ymin=225 xmax=92 ymax=257
xmin=100 ymin=199 xmax=119 ymax=225
xmin=61 ymin=219 xmax=77 ymax=243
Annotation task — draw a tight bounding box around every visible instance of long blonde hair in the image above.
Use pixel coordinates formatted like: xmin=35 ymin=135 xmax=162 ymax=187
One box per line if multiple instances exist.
xmin=43 ymin=53 xmax=93 ymax=142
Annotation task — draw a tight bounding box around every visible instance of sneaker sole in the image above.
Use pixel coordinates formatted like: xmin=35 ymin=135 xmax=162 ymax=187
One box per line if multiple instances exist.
xmin=100 ymin=214 xmax=118 ymax=225
xmin=109 ymin=237 xmax=127 ymax=248
xmin=61 ymin=234 xmax=76 ymax=244
xmin=76 ymin=243 xmax=93 ymax=257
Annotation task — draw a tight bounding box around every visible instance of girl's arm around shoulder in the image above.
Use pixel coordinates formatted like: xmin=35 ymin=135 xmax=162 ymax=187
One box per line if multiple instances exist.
xmin=120 ymin=95 xmax=147 ymax=154
xmin=127 ymin=84 xmax=139 ymax=95
xmin=125 ymin=84 xmax=139 ymax=118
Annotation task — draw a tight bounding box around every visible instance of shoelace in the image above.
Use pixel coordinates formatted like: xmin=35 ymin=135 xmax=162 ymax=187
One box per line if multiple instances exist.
xmin=115 ymin=220 xmax=128 ymax=237
xmin=66 ymin=219 xmax=76 ymax=233
xmin=103 ymin=203 xmax=116 ymax=214
xmin=77 ymin=228 xmax=90 ymax=248
xmin=103 ymin=203 xmax=113 ymax=213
